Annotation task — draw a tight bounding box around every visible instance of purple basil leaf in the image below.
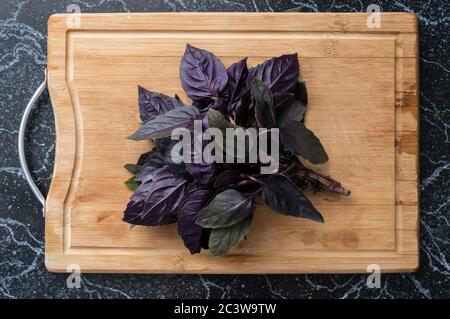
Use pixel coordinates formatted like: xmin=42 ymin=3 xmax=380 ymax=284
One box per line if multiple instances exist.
xmin=135 ymin=148 xmax=165 ymax=182
xmin=261 ymin=174 xmax=323 ymax=223
xmin=233 ymin=92 xmax=252 ymax=126
xmin=143 ymin=167 xmax=188 ymax=215
xmin=211 ymin=98 xmax=229 ymax=111
xmin=184 ymin=126 xmax=218 ymax=184
xmin=192 ymin=99 xmax=211 ymax=111
xmin=154 ymin=137 xmax=179 ymax=162
xmin=178 ymin=189 xmax=213 ymax=254
xmin=226 ymin=57 xmax=249 ymax=105
xmin=251 ymin=79 xmax=276 ymax=128
xmin=174 ymin=94 xmax=184 ymax=105
xmin=214 ymin=169 xmax=244 ymax=190
xmin=180 ymin=44 xmax=228 ymax=102
xmin=128 ymin=167 xmax=172 ymax=206
xmin=123 ymin=174 xmax=158 ymax=225
xmin=200 ymin=229 xmax=211 ymax=249
xmin=138 ymin=86 xmax=183 ymax=122
xmin=123 ymin=199 xmax=146 ymax=225
xmin=279 ymin=145 xmax=296 ymax=163
xmin=228 ymin=100 xmax=241 ymax=116
xmin=154 ymin=137 xmax=192 ymax=180
xmin=280 ymin=120 xmax=328 ymax=164
xmin=289 ymin=168 xmax=351 ymax=196
xmin=138 ymin=166 xmax=167 ymax=184
xmin=248 ymin=54 xmax=299 ymax=94
xmin=125 ymin=167 xmax=188 ymax=226
xmin=128 ymin=105 xmax=200 ymax=140
xmin=196 ymin=189 xmax=255 ymax=229
xmin=185 ymin=162 xmax=217 ymax=185
xmin=136 ymin=151 xmax=152 ymax=165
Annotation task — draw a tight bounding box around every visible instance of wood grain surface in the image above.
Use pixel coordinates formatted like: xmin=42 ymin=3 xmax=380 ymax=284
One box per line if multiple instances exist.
xmin=46 ymin=13 xmax=419 ymax=273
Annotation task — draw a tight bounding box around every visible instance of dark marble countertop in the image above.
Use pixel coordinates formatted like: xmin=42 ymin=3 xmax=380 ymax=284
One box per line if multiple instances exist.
xmin=1 ymin=0 xmax=448 ymax=299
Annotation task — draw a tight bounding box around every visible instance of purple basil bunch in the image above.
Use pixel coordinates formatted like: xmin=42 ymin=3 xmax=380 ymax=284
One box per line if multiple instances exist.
xmin=123 ymin=44 xmax=350 ymax=256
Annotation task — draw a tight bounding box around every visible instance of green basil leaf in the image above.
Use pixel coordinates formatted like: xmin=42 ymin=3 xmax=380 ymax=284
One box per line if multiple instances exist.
xmin=294 ymin=81 xmax=308 ymax=106
xmin=251 ymin=79 xmax=275 ymax=128
xmin=261 ymin=174 xmax=323 ymax=223
xmin=273 ymin=92 xmax=293 ymax=109
xmin=196 ymin=189 xmax=254 ymax=228
xmin=207 ymin=108 xmax=233 ymax=129
xmin=280 ymin=120 xmax=328 ymax=164
xmin=124 ymin=176 xmax=140 ymax=191
xmin=124 ymin=164 xmax=142 ymax=175
xmin=209 ymin=214 xmax=253 ymax=256
xmin=277 ymin=98 xmax=306 ymax=127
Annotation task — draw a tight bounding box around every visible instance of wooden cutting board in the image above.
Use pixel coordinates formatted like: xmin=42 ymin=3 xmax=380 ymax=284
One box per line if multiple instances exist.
xmin=46 ymin=13 xmax=419 ymax=273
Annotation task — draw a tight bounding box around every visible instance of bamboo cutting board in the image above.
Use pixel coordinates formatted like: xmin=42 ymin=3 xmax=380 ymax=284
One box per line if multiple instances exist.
xmin=46 ymin=13 xmax=419 ymax=273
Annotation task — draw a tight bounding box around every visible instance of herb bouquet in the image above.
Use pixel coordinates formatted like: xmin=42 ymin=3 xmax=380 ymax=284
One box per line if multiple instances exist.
xmin=123 ymin=44 xmax=350 ymax=256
